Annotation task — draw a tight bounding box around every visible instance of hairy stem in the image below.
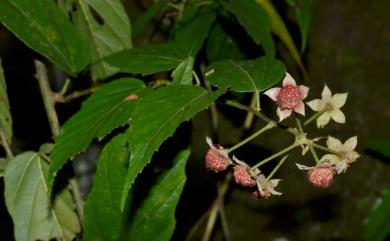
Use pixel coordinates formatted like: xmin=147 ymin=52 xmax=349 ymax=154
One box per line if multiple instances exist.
xmin=266 ymin=155 xmax=289 ymax=181
xmin=0 ymin=131 xmax=13 ymax=159
xmin=227 ymin=122 xmax=275 ymax=153
xmin=251 ymin=143 xmax=300 ymax=171
xmin=226 ymin=100 xmax=296 ymax=134
xmin=34 ymin=60 xmax=84 ymax=225
xmin=243 ymin=93 xmax=257 ymax=129
xmin=304 ymin=111 xmax=323 ymax=126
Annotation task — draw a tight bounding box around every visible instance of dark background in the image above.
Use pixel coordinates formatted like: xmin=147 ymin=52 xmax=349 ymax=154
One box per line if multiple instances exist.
xmin=1 ymin=0 xmax=389 ymax=240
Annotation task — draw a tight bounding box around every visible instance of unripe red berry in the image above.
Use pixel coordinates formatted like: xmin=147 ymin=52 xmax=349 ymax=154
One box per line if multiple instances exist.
xmin=233 ymin=165 xmax=256 ymax=187
xmin=308 ymin=164 xmax=336 ymax=188
xmin=205 ymin=148 xmax=230 ymax=172
xmin=277 ymin=85 xmax=302 ymax=109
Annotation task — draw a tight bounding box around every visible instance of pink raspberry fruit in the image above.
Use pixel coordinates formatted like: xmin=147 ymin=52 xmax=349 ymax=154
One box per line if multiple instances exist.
xmin=308 ymin=164 xmax=336 ymax=188
xmin=233 ymin=165 xmax=256 ymax=187
xmin=205 ymin=148 xmax=230 ymax=172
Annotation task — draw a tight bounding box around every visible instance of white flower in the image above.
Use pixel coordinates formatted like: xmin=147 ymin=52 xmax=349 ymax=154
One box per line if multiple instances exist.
xmin=307 ymin=85 xmax=348 ymax=128
xmin=264 ymin=73 xmax=309 ymax=122
xmin=255 ymin=174 xmax=282 ymax=199
xmin=319 ymin=136 xmax=360 ymax=173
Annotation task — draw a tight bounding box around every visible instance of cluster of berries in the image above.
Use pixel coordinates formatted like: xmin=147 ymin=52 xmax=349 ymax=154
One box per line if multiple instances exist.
xmin=205 ymin=73 xmax=360 ymax=198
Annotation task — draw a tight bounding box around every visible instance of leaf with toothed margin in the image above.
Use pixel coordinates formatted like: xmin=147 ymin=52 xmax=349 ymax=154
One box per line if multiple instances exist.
xmin=206 ymin=57 xmax=286 ymax=92
xmin=127 ymin=149 xmax=190 ymax=241
xmin=120 ymin=85 xmax=224 ymax=209
xmin=48 ymin=78 xmax=149 ymax=194
xmin=4 ymin=152 xmax=80 ymax=241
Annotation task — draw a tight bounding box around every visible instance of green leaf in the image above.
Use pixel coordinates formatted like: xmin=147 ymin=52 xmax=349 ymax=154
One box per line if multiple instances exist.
xmin=49 ymin=78 xmax=147 ymax=194
xmin=224 ymin=0 xmax=275 ymax=56
xmin=366 ymin=139 xmax=390 ymax=158
xmin=0 ymin=58 xmax=12 ymax=147
xmin=121 ymin=85 xmax=224 ymax=208
xmin=128 ymin=149 xmax=190 ymax=241
xmin=287 ymin=0 xmax=312 ymax=52
xmin=4 ymin=152 xmax=81 ymax=241
xmin=59 ymin=0 xmax=132 ymax=80
xmin=84 ymin=134 xmax=131 ymax=241
xmin=206 ymin=22 xmax=245 ymax=62
xmin=133 ymin=0 xmax=168 ymax=37
xmin=254 ymin=0 xmax=308 ymax=80
xmin=105 ymin=43 xmax=187 ymax=75
xmin=0 ymin=0 xmax=90 ymax=74
xmin=171 ymin=57 xmax=194 ymax=85
xmin=173 ymin=12 xmax=216 ymax=57
xmin=363 ymin=189 xmax=390 ymax=241
xmin=206 ymin=57 xmax=286 ymax=92
xmin=0 ymin=157 xmax=8 ymax=177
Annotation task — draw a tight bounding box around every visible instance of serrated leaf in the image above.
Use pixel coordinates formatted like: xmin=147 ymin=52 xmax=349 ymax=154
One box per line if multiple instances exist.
xmin=171 ymin=57 xmax=194 ymax=85
xmin=363 ymin=189 xmax=390 ymax=241
xmin=128 ymin=149 xmax=190 ymax=241
xmin=121 ymin=85 xmax=224 ymax=208
xmin=173 ymin=12 xmax=216 ymax=57
xmin=255 ymin=0 xmax=308 ymax=80
xmin=224 ymin=0 xmax=275 ymax=56
xmin=49 ymin=78 xmax=147 ymax=194
xmin=84 ymin=134 xmax=131 ymax=241
xmin=0 ymin=0 xmax=90 ymax=74
xmin=0 ymin=58 xmax=12 ymax=147
xmin=59 ymin=0 xmax=132 ymax=80
xmin=4 ymin=152 xmax=80 ymax=241
xmin=206 ymin=22 xmax=245 ymax=62
xmin=206 ymin=57 xmax=286 ymax=92
xmin=105 ymin=43 xmax=187 ymax=75
xmin=133 ymin=0 xmax=168 ymax=37
xmin=366 ymin=139 xmax=390 ymax=158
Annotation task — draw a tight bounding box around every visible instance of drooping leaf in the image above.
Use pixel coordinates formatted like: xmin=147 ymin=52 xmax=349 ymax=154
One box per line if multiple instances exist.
xmin=254 ymin=0 xmax=308 ymax=80
xmin=363 ymin=189 xmax=390 ymax=241
xmin=105 ymin=43 xmax=187 ymax=75
xmin=173 ymin=12 xmax=217 ymax=57
xmin=206 ymin=57 xmax=286 ymax=92
xmin=0 ymin=157 xmax=8 ymax=177
xmin=133 ymin=0 xmax=168 ymax=37
xmin=206 ymin=22 xmax=245 ymax=62
xmin=127 ymin=149 xmax=190 ymax=241
xmin=84 ymin=134 xmax=131 ymax=241
xmin=366 ymin=139 xmax=390 ymax=158
xmin=0 ymin=58 xmax=12 ymax=147
xmin=59 ymin=0 xmax=132 ymax=81
xmin=286 ymin=0 xmax=312 ymax=52
xmin=121 ymin=85 xmax=224 ymax=208
xmin=4 ymin=152 xmax=81 ymax=241
xmin=224 ymin=0 xmax=275 ymax=56
xmin=171 ymin=57 xmax=194 ymax=85
xmin=0 ymin=0 xmax=90 ymax=74
xmin=49 ymin=78 xmax=148 ymax=194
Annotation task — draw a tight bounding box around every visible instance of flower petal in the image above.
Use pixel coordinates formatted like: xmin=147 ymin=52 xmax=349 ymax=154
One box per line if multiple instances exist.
xmin=316 ymin=112 xmax=331 ymax=128
xmin=320 ymin=154 xmax=341 ymax=165
xmin=344 ymin=136 xmax=358 ymax=150
xmin=306 ymin=99 xmax=322 ymax=111
xmin=232 ymin=155 xmax=248 ymax=166
xmin=277 ymin=107 xmax=292 ymax=121
xmin=295 ymin=163 xmax=313 ymax=170
xmin=294 ymin=102 xmax=305 ymax=116
xmin=327 ymin=136 xmax=343 ymax=151
xmin=331 ymin=93 xmax=348 ymax=108
xmin=321 ymin=84 xmax=332 ymax=99
xmin=264 ymin=87 xmax=281 ymax=102
xmin=299 ymin=85 xmax=310 ymax=99
xmin=330 ymin=109 xmax=346 ymax=124
xmin=206 ymin=136 xmax=213 ymax=148
xmin=347 ymin=151 xmax=360 ymax=162
xmin=268 ymin=187 xmax=282 ymax=196
xmin=335 ymin=160 xmax=348 ymax=174
xmin=282 ymin=72 xmax=296 ymax=86
xmin=270 ymin=179 xmax=282 ymax=187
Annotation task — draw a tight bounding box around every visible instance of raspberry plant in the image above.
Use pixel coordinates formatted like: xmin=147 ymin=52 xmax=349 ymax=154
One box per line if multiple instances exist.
xmin=0 ymin=0 xmax=362 ymax=241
